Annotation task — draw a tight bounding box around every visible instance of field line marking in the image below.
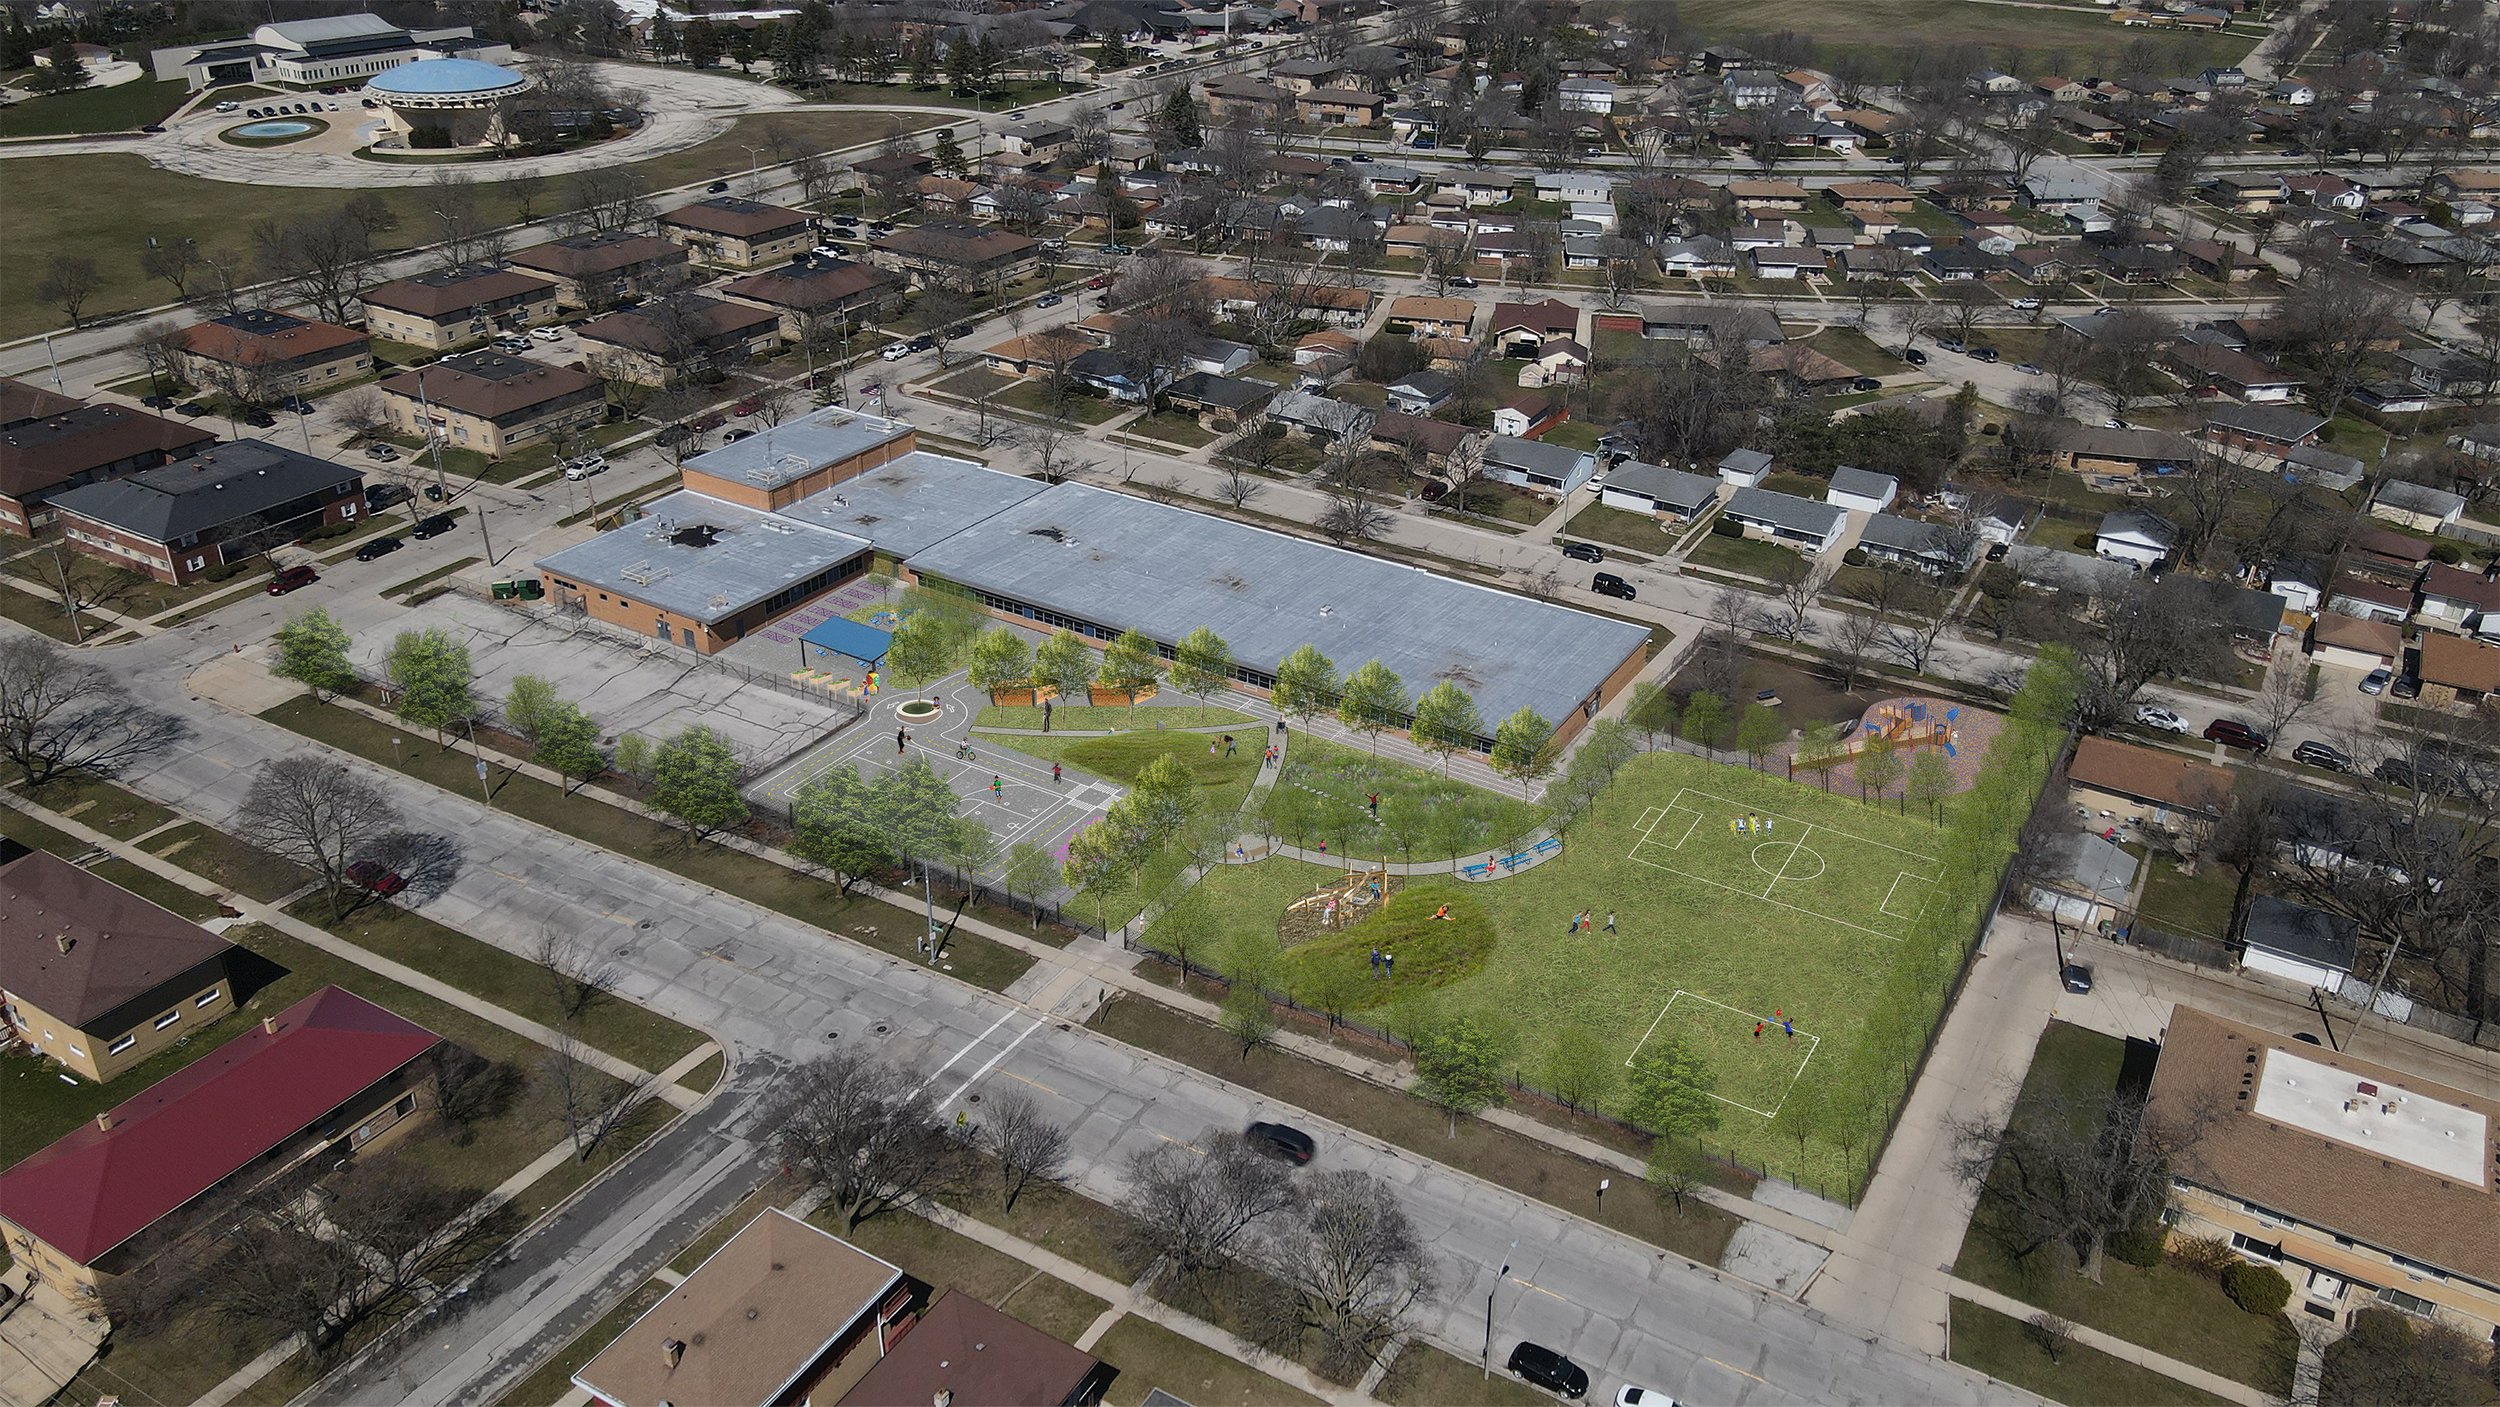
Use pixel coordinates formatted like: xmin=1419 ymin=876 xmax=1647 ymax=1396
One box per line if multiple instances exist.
xmin=1670 ymin=786 xmax=1942 ymax=868
xmin=1760 ymin=822 xmax=1815 ymax=898
xmin=1621 ymin=846 xmax=1907 ymax=943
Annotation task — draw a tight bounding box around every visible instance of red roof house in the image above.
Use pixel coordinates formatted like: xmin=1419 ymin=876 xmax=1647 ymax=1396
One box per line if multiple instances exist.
xmin=0 ymin=985 xmax=440 ymax=1297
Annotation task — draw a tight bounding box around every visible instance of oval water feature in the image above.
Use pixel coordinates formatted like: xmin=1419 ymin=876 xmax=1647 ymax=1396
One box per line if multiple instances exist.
xmin=233 ymin=120 xmax=314 ymax=138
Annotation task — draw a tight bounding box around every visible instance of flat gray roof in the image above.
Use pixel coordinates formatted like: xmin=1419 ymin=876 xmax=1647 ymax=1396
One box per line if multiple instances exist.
xmin=680 ymin=406 xmax=916 ymax=492
xmin=903 ymin=483 xmax=1648 ymax=732
xmin=536 ymin=490 xmax=868 ymax=624
xmin=771 ymin=452 xmax=1048 ymax=558
xmin=1603 ymin=462 xmax=1717 ymax=510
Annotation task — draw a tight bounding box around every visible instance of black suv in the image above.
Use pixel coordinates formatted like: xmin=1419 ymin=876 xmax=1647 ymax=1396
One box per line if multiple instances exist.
xmin=1560 ymin=541 xmax=1603 ymax=563
xmin=2202 ymin=718 xmax=2269 ymax=754
xmin=1246 ymin=1121 xmax=1314 ymax=1163
xmin=411 ymin=513 xmax=457 ymax=540
xmin=1506 ymin=1343 xmax=1588 ymax=1399
xmin=1591 ymin=572 xmax=1635 ymax=601
xmin=2290 ymin=739 xmax=2349 ymax=772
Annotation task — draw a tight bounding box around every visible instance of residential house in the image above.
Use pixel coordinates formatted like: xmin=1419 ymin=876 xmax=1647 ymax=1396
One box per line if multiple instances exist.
xmin=49 ymin=440 xmax=364 ymax=585
xmin=1716 ymin=447 xmax=1773 ymax=488
xmin=2054 ymin=424 xmax=2200 ymax=479
xmin=0 ymin=851 xmax=236 ymax=1084
xmin=2057 ymin=107 xmax=2127 ymax=143
xmin=1268 ymin=56 xmax=1341 ymax=95
xmin=2416 ymin=632 xmax=2500 ymax=708
xmin=1294 ymin=329 xmax=1356 ymax=370
xmin=1297 ymin=87 xmax=1384 ymax=126
xmin=2349 ymin=526 xmax=2434 ymax=581
xmin=1856 ymin=513 xmax=1976 ymax=576
xmin=2178 ymin=239 xmax=2262 ymax=283
xmin=2201 ymin=404 xmax=2327 ymax=463
xmin=1488 ymin=299 xmax=1579 ymax=357
xmin=2282 ymin=444 xmax=2366 ymax=490
xmin=979 ymin=327 xmax=1092 ymax=378
xmin=173 ymin=309 xmax=370 ymax=398
xmin=1558 ymin=77 xmax=1616 ymax=113
xmin=2023 ymin=831 xmax=2139 ymax=929
xmin=0 ymin=399 xmax=213 ymax=537
xmin=2033 ymin=76 xmax=2088 ymax=103
xmin=2207 ymin=173 xmax=2287 ymax=214
xmin=1492 ymin=392 xmax=1561 ymax=438
xmin=1826 ymin=466 xmax=1897 ymax=515
xmin=1727 ymin=179 xmax=1811 ymax=215
xmin=2417 ymin=563 xmax=2500 ymax=639
xmin=1267 ymin=390 xmax=1371 ymax=442
xmin=2327 ymin=575 xmax=2413 ymax=625
xmin=2096 ymin=508 xmax=2176 ymax=567
xmin=2284 ymin=172 xmax=2364 ymax=210
xmin=2143 ymin=1007 xmax=2500 ymax=1342
xmin=1827 ymin=180 xmax=1917 ymax=215
xmin=1481 ymin=434 xmax=1594 ymax=494
xmin=1597 ymin=462 xmax=1717 ymax=520
xmin=1384 ymin=295 xmax=1476 ymax=338
xmin=576 ymin=297 xmax=782 ymax=387
xmin=1201 ymin=75 xmax=1290 ymax=121
xmin=996 ymin=118 xmax=1074 ymax=160
xmin=1163 ymin=372 xmax=1274 ymax=432
xmin=867 ymin=223 xmax=1040 ymax=292
xmin=506 ymin=232 xmax=690 ymax=310
xmin=720 ymin=260 xmax=904 ymax=338
xmin=1723 ymin=69 xmax=1781 ymax=109
xmin=2370 ymin=479 xmax=2466 ymax=534
xmin=358 ymin=266 xmax=557 ymax=352
xmin=2019 ymin=176 xmax=2101 ymax=213
xmin=1750 ymin=246 xmax=1827 ymax=280
xmin=838 ymin=1291 xmax=1113 ymax=1407
xmin=2066 ymin=735 xmax=2233 ymax=833
xmin=380 ymin=350 xmax=605 ymax=460
xmin=1533 ymin=172 xmax=1617 ymax=206
xmin=2166 ymin=342 xmax=2303 ymax=403
xmin=1655 ymin=237 xmax=1738 ymax=279
xmin=2306 ymin=611 xmax=2403 ymax=671
xmin=0 ymin=986 xmax=438 ymax=1300
xmin=1723 ymin=487 xmax=1846 ymax=554
xmin=658 ymin=197 xmax=815 ymax=270
xmin=1385 ymin=370 xmax=1456 ymax=415
xmin=1368 ymin=411 xmax=1476 ymax=469
xmin=2397 ymin=347 xmax=2499 ymax=401
xmin=2007 ymin=544 xmax=2135 ymax=597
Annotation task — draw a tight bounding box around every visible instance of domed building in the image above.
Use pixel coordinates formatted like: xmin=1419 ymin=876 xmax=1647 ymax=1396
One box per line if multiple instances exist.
xmin=365 ymin=57 xmax=533 ymax=149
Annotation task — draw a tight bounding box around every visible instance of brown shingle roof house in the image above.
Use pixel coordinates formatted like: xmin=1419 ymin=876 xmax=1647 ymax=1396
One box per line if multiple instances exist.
xmin=837 ymin=1290 xmax=1109 ymax=1407
xmin=1 ymin=850 xmax=237 ymax=1081
xmin=573 ymin=1208 xmax=910 ymax=1407
xmin=2418 ymin=632 xmax=2500 ymax=702
xmin=2066 ymin=735 xmax=2233 ymax=820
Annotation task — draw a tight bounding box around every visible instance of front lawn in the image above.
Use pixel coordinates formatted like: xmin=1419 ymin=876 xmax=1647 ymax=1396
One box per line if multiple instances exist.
xmin=0 ymin=77 xmax=189 ymax=138
xmin=1124 ymin=411 xmax=1220 ymax=448
xmin=1097 ymin=1316 xmax=1322 ymax=1407
xmin=1684 ymin=531 xmax=1806 ymax=580
xmin=1562 ymin=502 xmax=1678 ymax=555
xmin=1947 ymin=1300 xmax=2235 ymax=1407
xmin=2135 ymin=852 xmax=2235 ymax=940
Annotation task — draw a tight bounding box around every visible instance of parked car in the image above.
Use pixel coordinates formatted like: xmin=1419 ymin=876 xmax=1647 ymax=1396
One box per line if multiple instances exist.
xmin=2291 ymin=739 xmax=2351 ymax=772
xmin=2202 ymin=718 xmax=2269 ymax=753
xmin=1935 ymin=338 xmax=1966 ymax=354
xmin=354 ymin=535 xmax=404 ymax=562
xmin=365 ymin=482 xmax=409 ymax=507
xmin=412 ymin=512 xmax=457 ymax=539
xmin=141 ymin=394 xmax=175 ymax=408
xmin=1902 ymin=347 xmax=1928 ymax=366
xmin=692 ymin=412 xmax=726 ymax=432
xmin=141 ymin=123 xmax=166 ymax=133
xmin=2359 ymin=667 xmax=2391 ymax=695
xmin=2132 ymin=704 xmax=2189 ymax=734
xmin=562 ymin=456 xmax=607 ymax=480
xmin=1970 ymin=346 xmax=2000 ymax=363
xmin=1351 ymin=151 xmax=1372 ymax=163
xmin=732 ymin=396 xmax=762 ymax=416
xmin=345 ymin=858 xmax=406 ymax=895
xmin=1561 ymin=541 xmax=1604 ymax=563
xmin=1591 ymin=571 xmax=1636 ymax=601
xmin=1085 ymin=275 xmax=1112 ymax=289
xmin=2009 ymin=296 xmax=2042 ymax=311
xmin=2060 ymin=963 xmax=2095 ymax=994
xmin=706 ymin=179 xmax=730 ymax=193
xmin=1851 ymin=375 xmax=1882 ymax=391
xmin=1037 ymin=291 xmax=1064 ymax=308
xmin=2016 ymin=362 xmax=2043 ymax=376
xmin=1246 ymin=1121 xmax=1315 ymax=1163
xmin=723 ymin=428 xmax=755 ymax=442
xmin=531 ymin=326 xmax=564 ymax=342
xmin=240 ymin=408 xmax=277 ymax=428
xmin=881 ymin=343 xmax=912 ymax=361
xmin=1449 ymin=274 xmax=1478 ymax=288
xmin=1614 ymin=1389 xmax=1676 ymax=1407
xmin=2390 ymin=674 xmax=2421 ymax=700
xmin=266 ymin=564 xmax=317 ymax=595
xmin=423 ymin=483 xmax=444 ymax=501
xmin=1507 ymin=1344 xmax=1589 ymax=1399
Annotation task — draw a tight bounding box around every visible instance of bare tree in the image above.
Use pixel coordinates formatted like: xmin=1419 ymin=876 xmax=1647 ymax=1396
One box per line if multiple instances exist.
xmin=1951 ymin=1085 xmax=2213 ymax=1280
xmin=541 ymin=1021 xmax=653 ymax=1163
xmin=530 ymin=928 xmax=620 ymax=1021
xmin=1121 ymin=1130 xmax=1300 ymax=1291
xmin=1217 ymin=463 xmax=1267 ymax=510
xmin=1759 ymin=555 xmax=1825 ymax=643
xmin=1257 ymin=1170 xmax=1436 ymax=1380
xmin=233 ymin=755 xmax=402 ymax=909
xmin=325 ymin=1159 xmax=475 ymax=1307
xmin=1317 ymin=488 xmax=1392 ymax=547
xmin=254 ymin=212 xmax=378 ymax=326
xmin=2028 ymin=1313 xmax=2078 ymax=1365
xmin=1826 ymin=605 xmax=1887 ymax=692
xmin=1025 ymin=418 xmax=1098 ymax=484
xmin=35 ymin=256 xmax=102 ymax=329
xmin=984 ymin=1090 xmax=1069 ymax=1212
xmin=770 ymin=1049 xmax=971 ymax=1230
xmin=0 ymin=638 xmax=190 ymax=786
xmin=140 ymin=237 xmax=207 ymax=300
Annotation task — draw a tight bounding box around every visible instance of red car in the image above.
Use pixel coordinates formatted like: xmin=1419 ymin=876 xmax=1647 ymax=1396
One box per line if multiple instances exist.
xmin=692 ymin=412 xmax=727 ymax=432
xmin=345 ymin=858 xmax=406 ymax=895
xmin=732 ymin=396 xmax=762 ymax=416
xmin=266 ymin=565 xmax=317 ymax=595
xmin=1085 ymin=275 xmax=1111 ymax=290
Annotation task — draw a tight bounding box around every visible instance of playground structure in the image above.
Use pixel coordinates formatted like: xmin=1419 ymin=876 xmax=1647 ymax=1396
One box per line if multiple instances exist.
xmin=1831 ymin=699 xmax=1960 ymax=763
xmin=1285 ymin=861 xmax=1393 ymax=930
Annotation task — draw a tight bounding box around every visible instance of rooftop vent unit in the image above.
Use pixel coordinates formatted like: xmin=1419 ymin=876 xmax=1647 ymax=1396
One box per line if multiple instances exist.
xmin=620 ymin=561 xmax=670 ymax=585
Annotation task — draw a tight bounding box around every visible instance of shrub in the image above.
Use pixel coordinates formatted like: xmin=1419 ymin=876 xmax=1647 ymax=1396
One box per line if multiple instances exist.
xmin=2168 ymin=1233 xmax=2237 ymax=1279
xmin=1843 ymin=547 xmax=1870 ymax=567
xmin=2428 ymin=542 xmax=2462 ymax=565
xmin=2222 ymin=1261 xmax=2292 ymax=1316
xmin=2108 ymin=1217 xmax=2169 ymax=1268
xmin=1712 ymin=515 xmax=1743 ymax=537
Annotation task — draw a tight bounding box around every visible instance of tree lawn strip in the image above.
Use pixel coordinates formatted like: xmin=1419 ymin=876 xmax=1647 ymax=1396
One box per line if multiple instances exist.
xmin=974 ymin=703 xmax=1255 ymax=732
xmin=1090 ymin=996 xmax=1739 ymax=1265
xmin=19 ymin=774 xmax=176 ymax=838
xmin=382 ymin=556 xmax=483 ymax=598
xmin=1096 ymin=1316 xmax=1323 ymax=1407
xmin=1955 ymin=1023 xmax=2299 ymax=1393
xmin=676 ymin=1050 xmax=726 ymax=1093
xmin=1946 ymin=1299 xmax=2237 ymax=1407
xmin=258 ymin=697 xmax=1035 ymax=992
xmin=141 ymin=820 xmax=314 ymax=900
xmin=809 ymin=1203 xmax=1110 ymax=1345
xmin=1375 ymin=1341 xmax=1554 ymax=1405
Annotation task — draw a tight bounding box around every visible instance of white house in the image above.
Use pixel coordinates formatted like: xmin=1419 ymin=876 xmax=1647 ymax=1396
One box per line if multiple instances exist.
xmin=1533 ymin=172 xmax=1617 ymax=205
xmin=2024 ymin=832 xmax=2138 ymax=928
xmin=1655 ymin=237 xmax=1737 ymax=279
xmin=1385 ymin=370 xmax=1457 ymax=414
xmin=1482 ymin=435 xmax=1595 ymax=494
xmin=1558 ymin=78 xmax=1616 ymax=114
xmin=1825 ymin=466 xmax=1898 ymax=514
xmin=1723 ymin=487 xmax=1847 ymax=554
xmin=1598 ymin=462 xmax=1718 ymax=520
xmin=2370 ymin=479 xmax=2466 ymax=533
xmin=2095 ymin=508 xmax=2176 ymax=567
xmin=2239 ymin=896 xmax=2358 ymax=992
xmin=1568 ymin=201 xmax=1618 ymax=232
xmin=1717 ymin=447 xmax=1772 ymax=488
xmin=1183 ymin=337 xmax=1257 ymax=377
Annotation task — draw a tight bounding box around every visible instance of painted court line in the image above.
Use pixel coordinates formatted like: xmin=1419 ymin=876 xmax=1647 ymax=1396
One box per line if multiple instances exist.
xmin=1622 ymin=846 xmax=1910 ymax=944
xmin=1626 ymin=990 xmax=1820 ymax=1119
xmin=1879 ymin=870 xmax=1936 ymax=921
xmin=1668 ymin=787 xmax=1939 ymax=866
xmin=1759 ymin=822 xmax=1818 ymax=900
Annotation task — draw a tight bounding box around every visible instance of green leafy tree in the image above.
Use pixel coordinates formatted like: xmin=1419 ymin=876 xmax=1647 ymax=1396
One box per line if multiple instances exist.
xmin=649 ymin=725 xmax=748 ymax=840
xmin=387 ymin=628 xmax=475 ymax=744
xmin=1335 ymin=659 xmax=1409 ymax=754
xmin=271 ymin=608 xmax=355 ymax=701
xmin=1003 ymin=839 xmax=1061 ymax=926
xmin=884 ymin=610 xmax=959 ymax=687
xmin=1680 ymin=690 xmax=1730 ymax=750
xmin=792 ymin=763 xmax=896 ymax=891
xmin=966 ymin=627 xmax=1032 ymax=702
xmin=883 ymin=756 xmax=974 ymax=869
xmin=1270 ymin=643 xmax=1338 ymax=728
xmin=1855 ymin=732 xmax=1905 ymax=806
xmin=1625 ymin=681 xmax=1679 ymax=750
xmin=1033 ymin=628 xmax=1096 ymax=705
xmin=612 ymin=732 xmax=653 ymax=781
xmin=1101 ymin=628 xmax=1162 ymax=713
xmin=1407 ymin=681 xmax=1482 ymax=775
xmin=1905 ymin=747 xmax=1956 ymax=820
xmin=1150 ymin=84 xmax=1203 ymax=152
xmin=1413 ymin=1015 xmax=1507 ymax=1135
xmin=1487 ymin=708 xmax=1554 ymax=797
xmin=1735 ymin=703 xmax=1787 ymax=770
xmin=1795 ymin=723 xmax=1845 ymax=791
xmin=931 ymin=127 xmax=967 ymax=176
xmin=534 ymin=702 xmax=607 ymax=794
xmin=1540 ymin=1025 xmax=1619 ymax=1113
xmin=503 ymin=674 xmax=561 ymax=744
xmin=1168 ymin=626 xmax=1232 ymax=705
xmin=1624 ymin=1036 xmax=1721 ymax=1136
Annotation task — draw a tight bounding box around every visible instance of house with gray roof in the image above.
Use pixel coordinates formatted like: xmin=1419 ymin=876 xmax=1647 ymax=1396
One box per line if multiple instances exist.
xmin=1599 ymin=463 xmax=1719 ymax=520
xmin=2096 ymin=509 xmax=2176 ymax=567
xmin=48 ymin=441 xmax=364 ymax=585
xmin=1826 ymin=466 xmax=1898 ymax=514
xmin=2370 ymin=478 xmax=2466 ymax=533
xmin=1722 ymin=487 xmax=1846 ymax=554
xmin=1716 ymin=447 xmax=1773 ymax=487
xmin=1268 ymin=391 xmax=1373 ymax=441
xmin=1857 ymin=513 xmax=1977 ymax=576
xmin=2023 ymin=831 xmax=2139 ymax=927
xmin=1483 ymin=435 xmax=1596 ymax=494
xmin=2006 ymin=544 xmax=2135 ymax=597
xmin=2238 ymin=895 xmax=2358 ymax=990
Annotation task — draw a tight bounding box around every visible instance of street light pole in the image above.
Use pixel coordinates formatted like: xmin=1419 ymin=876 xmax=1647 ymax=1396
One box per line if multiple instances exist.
xmin=1481 ymin=1240 xmax=1515 ymax=1379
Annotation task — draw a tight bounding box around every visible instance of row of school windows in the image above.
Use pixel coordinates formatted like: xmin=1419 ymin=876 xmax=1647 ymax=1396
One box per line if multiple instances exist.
xmin=23 ymin=986 xmax=222 ymax=1060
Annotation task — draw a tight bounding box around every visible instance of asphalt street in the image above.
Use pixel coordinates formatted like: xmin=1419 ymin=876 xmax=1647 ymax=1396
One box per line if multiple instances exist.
xmin=95 ymin=619 xmax=2024 ymax=1407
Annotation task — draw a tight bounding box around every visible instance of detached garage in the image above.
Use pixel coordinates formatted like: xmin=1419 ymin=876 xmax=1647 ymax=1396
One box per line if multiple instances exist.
xmin=2239 ymin=895 xmax=2358 ymax=991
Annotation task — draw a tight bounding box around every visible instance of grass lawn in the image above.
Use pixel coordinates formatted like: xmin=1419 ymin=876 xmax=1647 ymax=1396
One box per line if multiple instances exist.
xmin=2135 ymin=852 xmax=2235 ymax=940
xmin=814 ymin=1206 xmax=1111 ymax=1344
xmin=1956 ymin=1023 xmax=2299 ymax=1394
xmin=974 ymin=703 xmax=1255 ymax=731
xmin=259 ymin=697 xmax=1036 ymax=992
xmin=1376 ymin=1342 xmax=1552 ymax=1406
xmin=1542 ymin=420 xmax=1603 ymax=452
xmin=0 ymin=581 xmax=80 ymax=641
xmin=1667 ymin=0 xmax=2254 ymax=78
xmin=994 ymin=379 xmax=1126 ymax=424
xmin=1948 ymin=1299 xmax=2235 ymax=1407
xmin=144 ymin=820 xmax=313 ymax=901
xmin=1093 ymin=996 xmax=1742 ymax=1264
xmin=292 ymin=896 xmax=707 ymax=1074
xmin=19 ymin=774 xmax=175 ymax=838
xmin=1564 ymin=502 xmax=1678 ymax=556
xmin=1145 ymin=858 xmax=1340 ymax=967
xmin=0 ymin=77 xmax=189 ymax=138
xmin=1268 ymin=734 xmax=1545 ymax=864
xmin=1097 ymin=1316 xmax=1322 ymax=1407
xmin=1684 ymin=532 xmax=1806 ymax=580
xmin=1124 ymin=411 xmax=1221 ymax=448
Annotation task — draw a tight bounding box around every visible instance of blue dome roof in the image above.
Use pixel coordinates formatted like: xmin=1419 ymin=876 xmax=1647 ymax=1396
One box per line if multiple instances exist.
xmin=368 ymin=57 xmax=526 ymax=96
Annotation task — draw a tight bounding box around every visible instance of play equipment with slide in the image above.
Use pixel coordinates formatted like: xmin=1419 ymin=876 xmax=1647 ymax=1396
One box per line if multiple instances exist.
xmin=1833 ymin=699 xmax=1960 ymax=761
xmin=1286 ymin=861 xmax=1392 ymax=927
